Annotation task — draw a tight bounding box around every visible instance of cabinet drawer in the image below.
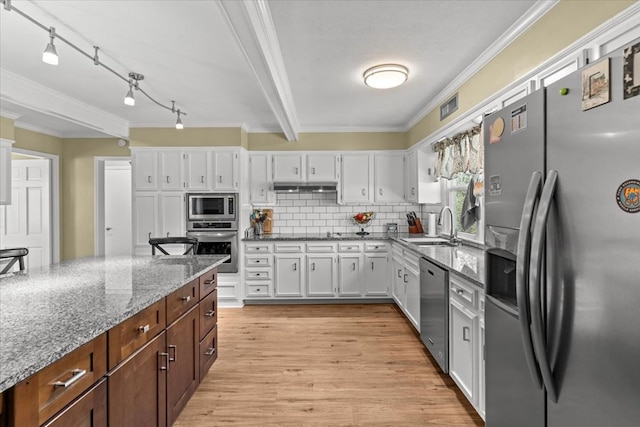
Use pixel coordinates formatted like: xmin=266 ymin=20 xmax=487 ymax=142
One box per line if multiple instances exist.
xmin=199 ymin=289 xmax=218 ymax=340
xmin=199 ymin=325 xmax=218 ymax=382
xmin=199 ymin=268 xmax=217 ymax=298
xmin=450 ymin=274 xmax=478 ymax=309
xmin=364 ymin=242 xmax=387 ymax=252
xmin=306 ymin=243 xmax=335 ymax=253
xmin=42 ymin=378 xmax=107 ymax=427
xmin=246 ymin=269 xmax=271 ymax=280
xmin=338 ymin=243 xmax=363 ymax=252
xmin=245 ymin=255 xmax=271 ymax=267
xmin=246 ymin=243 xmax=272 ymax=253
xmin=166 ymin=278 xmax=199 ymax=325
xmin=247 ymin=282 xmax=272 ymax=297
xmin=108 ymin=299 xmax=166 ymax=369
xmin=10 ymin=334 xmax=107 ymax=427
xmin=274 ymin=243 xmax=304 ymax=253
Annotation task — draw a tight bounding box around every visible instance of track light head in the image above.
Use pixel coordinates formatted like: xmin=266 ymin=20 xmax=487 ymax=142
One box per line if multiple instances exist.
xmin=175 ymin=111 xmax=184 ymax=130
xmin=42 ymin=27 xmax=58 ymax=65
xmin=124 ymin=80 xmax=135 ymax=106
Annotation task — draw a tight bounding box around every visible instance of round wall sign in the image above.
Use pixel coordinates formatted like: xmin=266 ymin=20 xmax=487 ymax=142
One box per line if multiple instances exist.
xmin=616 ymin=179 xmax=640 ymax=213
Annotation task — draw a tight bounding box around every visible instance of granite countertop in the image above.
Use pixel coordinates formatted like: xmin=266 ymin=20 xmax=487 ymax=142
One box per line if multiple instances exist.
xmin=0 ymin=254 xmax=228 ymax=393
xmin=243 ymin=232 xmax=485 ymax=288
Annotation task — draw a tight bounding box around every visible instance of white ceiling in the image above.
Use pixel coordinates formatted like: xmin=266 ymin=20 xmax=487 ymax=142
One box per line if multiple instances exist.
xmin=0 ymin=0 xmax=547 ymax=140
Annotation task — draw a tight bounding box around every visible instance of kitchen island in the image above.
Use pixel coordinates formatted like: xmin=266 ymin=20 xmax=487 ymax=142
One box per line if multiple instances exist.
xmin=0 ymin=254 xmax=228 ymax=426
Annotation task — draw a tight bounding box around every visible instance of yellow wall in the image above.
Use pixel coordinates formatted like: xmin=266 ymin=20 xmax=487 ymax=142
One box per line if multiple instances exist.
xmin=0 ymin=116 xmax=15 ymax=140
xmin=60 ymin=138 xmax=128 ymax=260
xmin=248 ymin=132 xmax=407 ymax=151
xmin=14 ymin=128 xmax=63 ymax=156
xmin=407 ymin=0 xmax=635 ymax=145
xmin=129 ymin=127 xmax=243 ymax=147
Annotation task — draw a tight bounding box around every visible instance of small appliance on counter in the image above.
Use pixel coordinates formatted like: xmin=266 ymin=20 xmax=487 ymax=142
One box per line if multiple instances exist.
xmin=386 ymin=223 xmax=398 ymax=236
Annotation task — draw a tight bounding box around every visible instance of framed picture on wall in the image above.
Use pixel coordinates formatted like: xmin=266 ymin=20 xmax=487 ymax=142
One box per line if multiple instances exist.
xmin=581 ymin=58 xmax=610 ymax=111
xmin=623 ymin=41 xmax=640 ymax=100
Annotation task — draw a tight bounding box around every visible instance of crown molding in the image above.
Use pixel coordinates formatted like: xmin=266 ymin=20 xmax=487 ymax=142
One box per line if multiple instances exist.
xmin=406 ymin=0 xmax=559 ymax=129
xmin=0 ymin=68 xmax=130 ymax=139
xmin=0 ymin=109 xmax=22 ymax=120
xmin=218 ymin=0 xmax=300 ymax=141
xmin=299 ymin=125 xmax=409 ymax=134
xmin=14 ymin=121 xmax=64 ymax=138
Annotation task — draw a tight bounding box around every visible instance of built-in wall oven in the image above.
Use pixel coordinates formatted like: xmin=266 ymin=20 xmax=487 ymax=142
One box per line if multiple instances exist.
xmin=186 ymin=193 xmax=238 ymax=273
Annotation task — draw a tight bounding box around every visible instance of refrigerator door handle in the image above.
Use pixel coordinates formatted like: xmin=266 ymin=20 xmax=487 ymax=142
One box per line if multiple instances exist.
xmin=529 ymin=169 xmax=559 ymax=403
xmin=516 ymin=171 xmax=544 ymax=389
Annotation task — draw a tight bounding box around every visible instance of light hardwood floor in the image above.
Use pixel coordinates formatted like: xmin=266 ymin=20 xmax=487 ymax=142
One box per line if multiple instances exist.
xmin=175 ymin=304 xmax=484 ymax=426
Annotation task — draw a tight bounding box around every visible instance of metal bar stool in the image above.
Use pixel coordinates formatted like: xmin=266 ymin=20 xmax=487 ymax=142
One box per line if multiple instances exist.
xmin=0 ymin=248 xmax=29 ymax=274
xmin=148 ymin=237 xmax=198 ymax=255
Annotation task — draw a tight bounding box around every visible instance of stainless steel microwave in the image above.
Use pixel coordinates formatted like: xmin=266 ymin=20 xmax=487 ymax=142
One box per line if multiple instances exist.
xmin=186 ymin=193 xmax=237 ymax=222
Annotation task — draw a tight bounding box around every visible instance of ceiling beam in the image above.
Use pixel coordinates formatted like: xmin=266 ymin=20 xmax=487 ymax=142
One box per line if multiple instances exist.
xmin=218 ymin=0 xmax=300 ymax=141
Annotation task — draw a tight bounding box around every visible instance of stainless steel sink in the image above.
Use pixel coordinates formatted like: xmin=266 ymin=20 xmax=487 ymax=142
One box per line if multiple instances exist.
xmin=401 ymin=236 xmax=451 ymax=245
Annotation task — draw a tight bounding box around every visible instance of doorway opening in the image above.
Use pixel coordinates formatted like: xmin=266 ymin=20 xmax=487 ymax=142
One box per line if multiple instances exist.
xmin=95 ymin=157 xmax=132 ymax=256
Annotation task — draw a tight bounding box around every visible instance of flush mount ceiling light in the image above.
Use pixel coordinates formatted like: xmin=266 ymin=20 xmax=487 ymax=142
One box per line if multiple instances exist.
xmin=3 ymin=0 xmax=187 ymax=129
xmin=363 ymin=64 xmax=409 ymax=89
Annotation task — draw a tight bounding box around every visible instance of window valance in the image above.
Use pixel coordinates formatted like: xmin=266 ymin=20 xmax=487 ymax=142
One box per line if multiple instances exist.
xmin=434 ymin=125 xmax=483 ymax=179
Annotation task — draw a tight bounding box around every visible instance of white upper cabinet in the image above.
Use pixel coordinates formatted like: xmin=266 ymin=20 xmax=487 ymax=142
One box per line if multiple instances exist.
xmin=133 ymin=151 xmax=158 ymax=191
xmin=249 ymin=154 xmax=273 ymax=204
xmin=159 ymin=151 xmax=183 ymax=191
xmin=212 ymin=151 xmax=238 ymax=191
xmin=374 ymin=153 xmax=405 ymax=203
xmin=306 ymin=154 xmax=338 ymax=182
xmin=185 ymin=151 xmax=210 ymax=190
xmin=272 ymin=154 xmax=304 ymax=182
xmin=159 ymin=193 xmax=185 ymax=239
xmin=340 ymin=153 xmax=372 ymax=203
xmin=405 ymin=146 xmax=441 ymax=204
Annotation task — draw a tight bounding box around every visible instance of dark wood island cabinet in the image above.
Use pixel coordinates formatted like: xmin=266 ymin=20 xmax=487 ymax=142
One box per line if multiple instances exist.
xmin=0 ymin=256 xmax=225 ymax=427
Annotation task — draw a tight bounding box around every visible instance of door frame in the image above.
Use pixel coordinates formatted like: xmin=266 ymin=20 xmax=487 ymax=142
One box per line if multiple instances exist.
xmin=94 ymin=156 xmax=131 ymax=256
xmin=11 ymin=148 xmax=60 ymax=263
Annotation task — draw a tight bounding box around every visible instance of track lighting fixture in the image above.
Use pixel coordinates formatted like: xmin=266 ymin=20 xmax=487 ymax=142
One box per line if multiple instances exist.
xmin=42 ymin=27 xmax=58 ymax=65
xmin=124 ymin=80 xmax=135 ymax=106
xmin=2 ymin=0 xmax=188 ymax=128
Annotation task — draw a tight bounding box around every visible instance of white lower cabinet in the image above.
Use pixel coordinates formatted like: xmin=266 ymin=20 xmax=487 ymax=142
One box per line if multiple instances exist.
xmin=307 ymin=254 xmax=337 ymax=297
xmin=448 ymin=273 xmax=485 ymax=420
xmin=243 ymin=240 xmax=388 ymax=300
xmin=274 ymin=254 xmax=304 ymax=297
xmin=390 ymin=243 xmax=420 ymax=331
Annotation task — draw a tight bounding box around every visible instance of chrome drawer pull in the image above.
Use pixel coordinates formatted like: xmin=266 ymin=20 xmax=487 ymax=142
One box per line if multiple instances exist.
xmin=205 ymin=309 xmax=215 ymax=317
xmin=168 ymin=345 xmax=177 ymax=362
xmin=138 ymin=324 xmax=150 ymax=333
xmin=463 ymin=326 xmax=471 ymax=342
xmin=204 ymin=279 xmax=214 ymax=285
xmin=205 ymin=347 xmax=216 ymax=356
xmin=182 ymin=295 xmax=191 ymax=302
xmin=53 ymin=369 xmax=87 ymax=388
xmin=455 ymin=288 xmax=464 ymax=295
xmin=159 ymin=352 xmax=169 ymax=371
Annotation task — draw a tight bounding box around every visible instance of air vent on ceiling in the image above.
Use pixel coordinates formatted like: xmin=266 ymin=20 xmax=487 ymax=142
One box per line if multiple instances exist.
xmin=440 ymin=93 xmax=459 ymax=121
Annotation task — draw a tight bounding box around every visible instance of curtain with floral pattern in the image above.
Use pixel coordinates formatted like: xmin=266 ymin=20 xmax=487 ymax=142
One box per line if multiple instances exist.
xmin=433 ymin=125 xmax=483 ymax=179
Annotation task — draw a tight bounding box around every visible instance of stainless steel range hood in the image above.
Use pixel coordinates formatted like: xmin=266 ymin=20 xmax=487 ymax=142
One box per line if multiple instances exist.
xmin=271 ymin=182 xmax=338 ymax=193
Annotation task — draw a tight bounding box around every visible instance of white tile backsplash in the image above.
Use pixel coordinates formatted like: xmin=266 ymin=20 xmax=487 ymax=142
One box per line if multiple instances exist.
xmin=255 ymin=193 xmax=422 ymax=234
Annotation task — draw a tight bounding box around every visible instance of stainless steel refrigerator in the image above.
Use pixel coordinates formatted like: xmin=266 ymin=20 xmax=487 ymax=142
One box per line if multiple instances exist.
xmin=484 ymin=39 xmax=640 ymax=427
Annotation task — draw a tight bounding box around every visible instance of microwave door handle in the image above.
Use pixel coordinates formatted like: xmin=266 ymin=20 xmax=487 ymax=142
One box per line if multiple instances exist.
xmin=529 ymin=170 xmax=558 ymax=403
xmin=516 ymin=171 xmax=543 ymax=389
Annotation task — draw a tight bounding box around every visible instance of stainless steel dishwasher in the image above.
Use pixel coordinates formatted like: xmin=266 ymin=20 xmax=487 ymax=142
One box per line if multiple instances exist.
xmin=419 ymin=257 xmax=449 ymax=373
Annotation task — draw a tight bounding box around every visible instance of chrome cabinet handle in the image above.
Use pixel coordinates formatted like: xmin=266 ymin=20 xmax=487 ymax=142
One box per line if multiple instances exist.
xmin=148 ymin=232 xmax=151 ymax=240
xmin=201 ymin=176 xmax=204 ymax=183
xmin=352 ymin=262 xmax=356 ymax=271
xmin=168 ymin=345 xmax=177 ymax=362
xmin=138 ymin=324 xmax=150 ymax=333
xmin=293 ymin=263 xmax=297 ymax=271
xmin=182 ymin=295 xmax=191 ymax=303
xmin=311 ymin=262 xmax=316 ymax=271
xmin=463 ymin=326 xmax=470 ymax=342
xmin=166 ymin=176 xmax=170 ymax=183
xmin=294 ymin=167 xmax=299 ymax=175
xmin=204 ymin=279 xmax=214 ymax=285
xmin=361 ymin=189 xmax=366 ymax=196
xmin=159 ymin=352 xmax=169 ymax=371
xmin=371 ymin=262 xmax=374 ymax=270
xmin=205 ymin=347 xmax=216 ymax=356
xmin=167 ymin=232 xmax=170 ymax=237
xmin=147 ymin=176 xmax=152 ymax=184
xmin=218 ymin=175 xmax=222 ymax=183
xmin=403 ymin=274 xmax=408 ymax=283
xmin=397 ymin=269 xmax=402 ymax=278
xmin=455 ymin=288 xmax=464 ymax=295
xmin=260 ymin=188 xmax=265 ymax=195
xmin=311 ymin=167 xmax=316 ymax=174
xmin=205 ymin=309 xmax=215 ymax=317
xmin=379 ymin=188 xmax=383 ymax=195
xmin=106 ymin=227 xmax=112 ymax=231
xmin=411 ymin=187 xmax=415 ymax=195
xmin=53 ymin=369 xmax=86 ymax=388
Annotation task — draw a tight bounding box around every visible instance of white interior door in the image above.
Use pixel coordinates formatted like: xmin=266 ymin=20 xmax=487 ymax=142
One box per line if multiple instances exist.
xmin=0 ymin=159 xmax=51 ymax=270
xmin=104 ymin=160 xmax=132 ymax=256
